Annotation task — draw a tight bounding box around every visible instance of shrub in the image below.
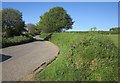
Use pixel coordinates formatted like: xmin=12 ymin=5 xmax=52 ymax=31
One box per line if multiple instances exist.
xmin=2 ymin=36 xmax=33 ymax=48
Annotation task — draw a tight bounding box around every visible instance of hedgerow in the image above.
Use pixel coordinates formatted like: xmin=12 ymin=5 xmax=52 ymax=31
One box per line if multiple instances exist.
xmin=2 ymin=36 xmax=33 ymax=48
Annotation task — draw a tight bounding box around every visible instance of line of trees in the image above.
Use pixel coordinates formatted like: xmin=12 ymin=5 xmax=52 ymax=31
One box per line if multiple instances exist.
xmin=2 ymin=7 xmax=74 ymax=38
xmin=1 ymin=8 xmax=40 ymax=37
xmin=3 ymin=6 xmax=118 ymax=37
xmin=109 ymin=27 xmax=120 ymax=34
xmin=109 ymin=27 xmax=120 ymax=31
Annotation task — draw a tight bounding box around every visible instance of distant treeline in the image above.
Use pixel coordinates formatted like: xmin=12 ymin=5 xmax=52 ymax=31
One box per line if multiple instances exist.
xmin=67 ymin=31 xmax=119 ymax=34
xmin=67 ymin=27 xmax=120 ymax=34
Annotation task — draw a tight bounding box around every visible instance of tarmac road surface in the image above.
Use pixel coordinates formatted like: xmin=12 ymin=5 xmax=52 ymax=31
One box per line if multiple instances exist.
xmin=1 ymin=36 xmax=59 ymax=81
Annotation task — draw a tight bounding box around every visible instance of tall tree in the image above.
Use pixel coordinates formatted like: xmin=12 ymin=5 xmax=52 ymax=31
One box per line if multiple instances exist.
xmin=2 ymin=8 xmax=25 ymax=37
xmin=37 ymin=7 xmax=74 ymax=33
xmin=0 ymin=10 xmax=2 ymax=33
xmin=26 ymin=23 xmax=36 ymax=33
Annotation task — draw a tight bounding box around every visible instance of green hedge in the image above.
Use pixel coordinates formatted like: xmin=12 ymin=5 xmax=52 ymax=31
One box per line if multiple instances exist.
xmin=2 ymin=36 xmax=33 ymax=48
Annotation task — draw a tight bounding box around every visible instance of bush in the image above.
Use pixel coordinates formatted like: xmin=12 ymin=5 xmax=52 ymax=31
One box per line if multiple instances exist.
xmin=2 ymin=36 xmax=33 ymax=48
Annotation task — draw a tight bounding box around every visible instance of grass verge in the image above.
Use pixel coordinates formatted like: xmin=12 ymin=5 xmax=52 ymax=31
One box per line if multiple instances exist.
xmin=39 ymin=33 xmax=52 ymax=40
xmin=36 ymin=32 xmax=118 ymax=81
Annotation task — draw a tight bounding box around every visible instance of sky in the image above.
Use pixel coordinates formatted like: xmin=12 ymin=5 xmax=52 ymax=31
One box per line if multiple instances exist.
xmin=2 ymin=2 xmax=118 ymax=31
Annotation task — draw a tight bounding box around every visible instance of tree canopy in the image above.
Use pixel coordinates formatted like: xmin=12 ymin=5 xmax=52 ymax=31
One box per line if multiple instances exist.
xmin=37 ymin=7 xmax=74 ymax=33
xmin=26 ymin=23 xmax=36 ymax=33
xmin=109 ymin=27 xmax=120 ymax=31
xmin=2 ymin=8 xmax=25 ymax=37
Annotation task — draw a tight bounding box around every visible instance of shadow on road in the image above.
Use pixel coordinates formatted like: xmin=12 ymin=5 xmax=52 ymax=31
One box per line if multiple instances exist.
xmin=0 ymin=54 xmax=12 ymax=62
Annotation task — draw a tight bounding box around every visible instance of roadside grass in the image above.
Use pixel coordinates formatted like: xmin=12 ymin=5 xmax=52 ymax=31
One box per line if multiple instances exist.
xmin=2 ymin=36 xmax=33 ymax=48
xmin=108 ymin=34 xmax=119 ymax=77
xmin=39 ymin=33 xmax=52 ymax=40
xmin=39 ymin=33 xmax=49 ymax=40
xmin=36 ymin=32 xmax=118 ymax=81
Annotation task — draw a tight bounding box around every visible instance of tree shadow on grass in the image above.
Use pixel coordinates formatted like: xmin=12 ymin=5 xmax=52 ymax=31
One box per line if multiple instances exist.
xmin=0 ymin=54 xmax=12 ymax=62
xmin=44 ymin=33 xmax=52 ymax=41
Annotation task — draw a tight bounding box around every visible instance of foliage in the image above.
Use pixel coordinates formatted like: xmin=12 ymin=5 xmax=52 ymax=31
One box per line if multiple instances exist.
xmin=26 ymin=23 xmax=37 ymax=34
xmin=0 ymin=10 xmax=2 ymax=30
xmin=109 ymin=27 xmax=120 ymax=31
xmin=37 ymin=7 xmax=74 ymax=33
xmin=36 ymin=32 xmax=118 ymax=81
xmin=90 ymin=27 xmax=97 ymax=31
xmin=36 ymin=22 xmax=42 ymax=33
xmin=2 ymin=36 xmax=33 ymax=48
xmin=2 ymin=8 xmax=25 ymax=37
xmin=109 ymin=27 xmax=120 ymax=34
xmin=22 ymin=23 xmax=40 ymax=37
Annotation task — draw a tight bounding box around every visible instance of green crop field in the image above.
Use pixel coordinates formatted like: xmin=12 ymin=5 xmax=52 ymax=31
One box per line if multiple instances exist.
xmin=36 ymin=32 xmax=118 ymax=81
xmin=107 ymin=34 xmax=118 ymax=47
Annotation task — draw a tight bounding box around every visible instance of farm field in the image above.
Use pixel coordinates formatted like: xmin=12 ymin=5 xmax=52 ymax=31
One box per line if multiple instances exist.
xmin=36 ymin=32 xmax=118 ymax=81
xmin=108 ymin=34 xmax=118 ymax=47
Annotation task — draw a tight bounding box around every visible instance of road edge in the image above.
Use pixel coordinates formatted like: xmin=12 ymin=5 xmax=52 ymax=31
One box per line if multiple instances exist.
xmin=20 ymin=41 xmax=59 ymax=81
